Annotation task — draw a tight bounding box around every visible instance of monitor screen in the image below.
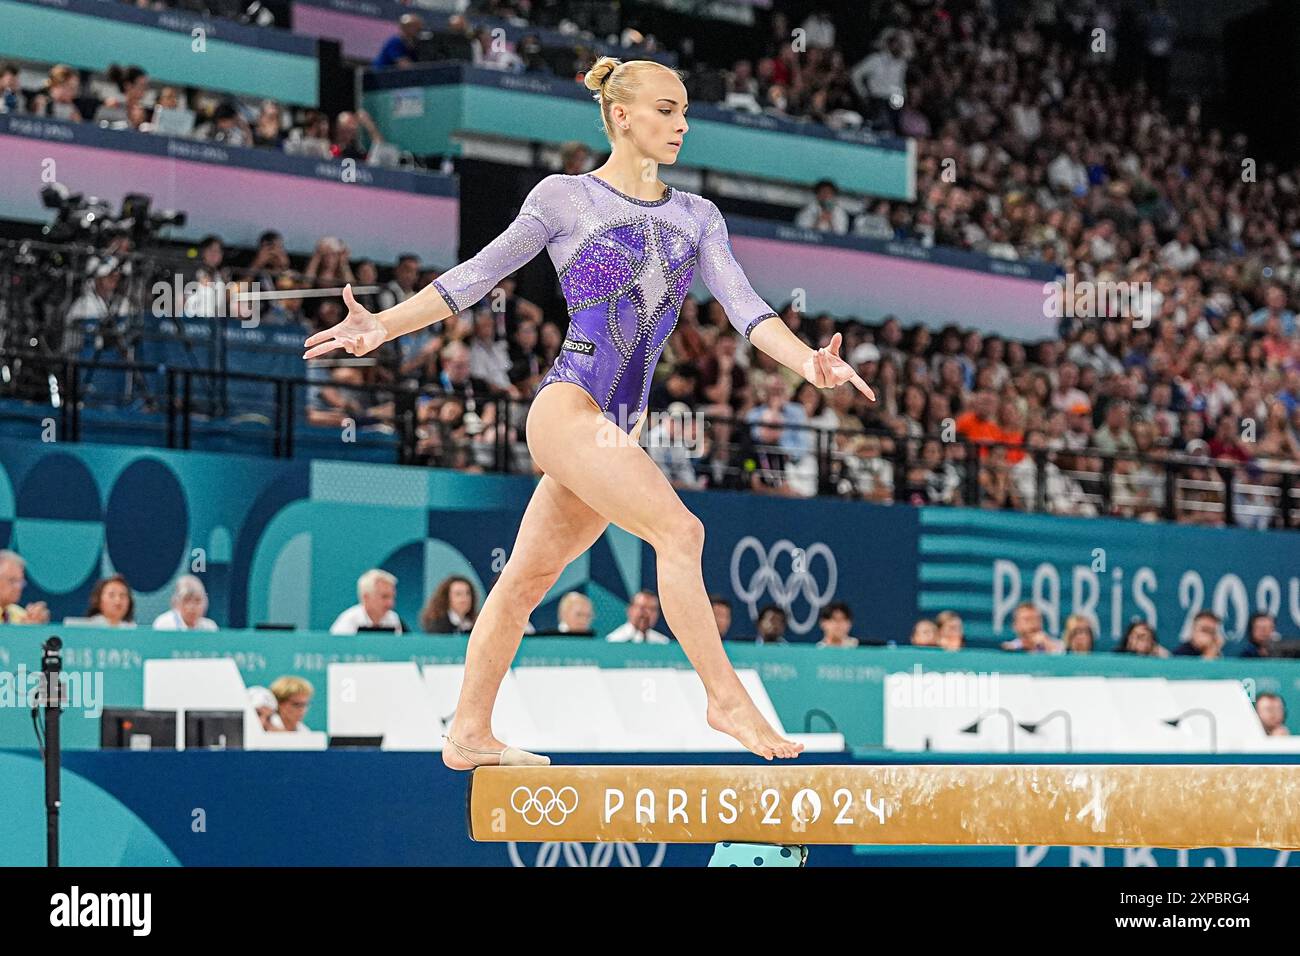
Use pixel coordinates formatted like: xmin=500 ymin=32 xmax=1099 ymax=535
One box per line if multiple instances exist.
xmin=99 ymin=709 xmax=177 ymax=750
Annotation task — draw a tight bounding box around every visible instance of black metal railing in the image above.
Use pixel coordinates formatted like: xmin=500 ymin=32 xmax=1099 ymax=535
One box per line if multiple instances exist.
xmin=2 ymin=347 xmax=1297 ymax=531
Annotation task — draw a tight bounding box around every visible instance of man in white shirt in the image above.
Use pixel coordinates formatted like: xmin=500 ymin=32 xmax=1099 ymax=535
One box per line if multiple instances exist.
xmin=331 ymin=569 xmax=403 ymax=634
xmin=850 ymin=32 xmax=908 ymax=129
xmin=151 ymin=574 xmax=219 ymax=631
xmin=605 ymin=590 xmax=670 ymax=644
xmin=557 ymin=591 xmax=594 ymax=634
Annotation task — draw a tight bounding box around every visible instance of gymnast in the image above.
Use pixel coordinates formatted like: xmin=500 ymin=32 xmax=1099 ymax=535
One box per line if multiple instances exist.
xmin=303 ymin=56 xmax=875 ymax=768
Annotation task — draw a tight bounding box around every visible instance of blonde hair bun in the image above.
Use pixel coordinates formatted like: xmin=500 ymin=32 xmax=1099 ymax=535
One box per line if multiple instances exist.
xmin=583 ymin=56 xmax=621 ymax=94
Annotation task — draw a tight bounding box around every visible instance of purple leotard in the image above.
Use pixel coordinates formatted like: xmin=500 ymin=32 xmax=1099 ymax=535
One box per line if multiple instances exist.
xmin=431 ymin=172 xmax=777 ymax=433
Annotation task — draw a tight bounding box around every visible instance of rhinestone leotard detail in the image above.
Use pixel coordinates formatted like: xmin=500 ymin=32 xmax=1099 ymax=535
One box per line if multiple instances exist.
xmin=432 ymin=173 xmax=778 ymax=433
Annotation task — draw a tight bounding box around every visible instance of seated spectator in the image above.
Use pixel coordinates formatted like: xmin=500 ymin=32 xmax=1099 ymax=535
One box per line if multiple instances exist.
xmin=267 ymin=676 xmax=314 ymax=732
xmin=151 ymin=574 xmax=218 ymax=631
xmin=83 ymin=574 xmax=136 ymax=628
xmin=32 ymin=64 xmax=84 ymax=122
xmin=420 ymin=575 xmax=478 ymax=634
xmin=935 ymin=610 xmax=963 ymax=651
xmin=752 ymin=604 xmax=789 ymax=645
xmin=374 ymin=14 xmax=424 ymax=69
xmin=816 ymin=601 xmax=858 ymax=647
xmin=909 ymin=618 xmax=936 ymax=646
xmin=1062 ymin=614 xmax=1095 ymax=654
xmin=557 ymin=591 xmax=595 ymax=635
xmin=1239 ymin=612 xmax=1279 ymax=658
xmin=648 ymin=402 xmax=705 ymax=489
xmin=1172 ymin=610 xmax=1225 ymax=659
xmin=252 ymin=100 xmax=285 ymax=148
xmin=247 ymin=686 xmax=277 ymax=731
xmin=710 ymin=594 xmax=733 ymax=640
xmin=1000 ymin=602 xmax=1062 ymax=653
xmin=330 ymin=110 xmax=383 ymax=162
xmin=1113 ymin=620 xmax=1170 ymax=657
xmin=195 ymin=101 xmax=253 ymax=146
xmin=330 ymin=569 xmax=403 ymax=634
xmin=0 ymin=62 xmax=22 ymax=114
xmin=955 ymin=389 xmax=1002 ymax=454
xmin=745 ymin=407 xmax=794 ymax=496
xmin=605 ymin=590 xmax=669 ymax=644
xmin=1255 ymin=693 xmax=1290 ymax=737
xmin=95 ymin=63 xmax=149 ymax=124
xmin=794 ymin=179 xmax=850 ymax=234
xmin=0 ymin=550 xmax=49 ymax=624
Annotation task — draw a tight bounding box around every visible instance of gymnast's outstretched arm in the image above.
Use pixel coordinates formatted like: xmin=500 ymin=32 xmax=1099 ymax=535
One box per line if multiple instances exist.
xmin=303 ymin=175 xmax=569 ymax=360
xmin=696 ymin=198 xmax=875 ymax=401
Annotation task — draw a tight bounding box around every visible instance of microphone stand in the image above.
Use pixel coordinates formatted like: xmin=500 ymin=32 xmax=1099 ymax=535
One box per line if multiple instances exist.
xmin=37 ymin=636 xmax=64 ymax=867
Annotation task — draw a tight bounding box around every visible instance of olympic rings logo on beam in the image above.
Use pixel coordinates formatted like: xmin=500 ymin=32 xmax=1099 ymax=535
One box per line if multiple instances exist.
xmin=510 ymin=785 xmax=579 ymax=826
xmin=729 ymin=537 xmax=838 ymax=633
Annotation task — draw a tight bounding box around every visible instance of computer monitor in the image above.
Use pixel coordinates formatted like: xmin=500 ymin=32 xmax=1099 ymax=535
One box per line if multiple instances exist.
xmin=185 ymin=710 xmax=245 ymax=750
xmin=254 ymin=622 xmax=296 ymax=631
xmin=100 ymin=709 xmax=177 ymax=750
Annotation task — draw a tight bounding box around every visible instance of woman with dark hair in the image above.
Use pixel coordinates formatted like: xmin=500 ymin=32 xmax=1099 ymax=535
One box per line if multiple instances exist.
xmin=1113 ymin=619 xmax=1169 ymax=657
xmin=85 ymin=574 xmax=136 ymax=627
xmin=420 ymin=575 xmax=478 ymax=633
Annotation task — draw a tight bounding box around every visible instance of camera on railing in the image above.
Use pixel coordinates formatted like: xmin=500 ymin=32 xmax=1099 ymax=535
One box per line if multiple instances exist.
xmin=40 ymin=184 xmax=187 ymax=246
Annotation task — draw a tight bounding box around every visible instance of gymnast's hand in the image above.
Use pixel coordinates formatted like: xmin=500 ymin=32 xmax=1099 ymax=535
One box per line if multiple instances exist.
xmin=802 ymin=332 xmax=876 ymax=401
xmin=302 ymin=284 xmax=387 ymax=360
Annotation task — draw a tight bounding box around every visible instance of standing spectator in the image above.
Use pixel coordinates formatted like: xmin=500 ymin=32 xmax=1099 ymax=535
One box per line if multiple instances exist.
xmin=330 ymin=569 xmax=403 ymax=634
xmin=605 ymin=590 xmax=669 ymax=644
xmin=850 ymin=31 xmax=907 ymax=131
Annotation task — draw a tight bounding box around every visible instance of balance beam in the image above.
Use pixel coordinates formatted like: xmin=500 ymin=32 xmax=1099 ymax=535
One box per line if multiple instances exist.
xmin=466 ymin=764 xmax=1300 ymax=847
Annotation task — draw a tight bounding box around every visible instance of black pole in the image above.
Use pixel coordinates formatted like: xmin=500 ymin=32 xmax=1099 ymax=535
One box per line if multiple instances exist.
xmin=40 ymin=636 xmax=63 ymax=868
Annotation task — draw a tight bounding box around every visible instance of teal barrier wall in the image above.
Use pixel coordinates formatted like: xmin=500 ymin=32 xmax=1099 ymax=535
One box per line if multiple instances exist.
xmin=362 ymin=65 xmax=915 ymax=199
xmin=1 ymin=627 xmax=1295 ymax=749
xmin=0 ymin=0 xmax=319 ymax=105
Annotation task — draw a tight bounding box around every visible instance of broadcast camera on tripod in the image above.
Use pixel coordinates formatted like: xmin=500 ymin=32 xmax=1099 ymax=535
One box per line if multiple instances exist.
xmin=28 ymin=184 xmax=191 ymax=408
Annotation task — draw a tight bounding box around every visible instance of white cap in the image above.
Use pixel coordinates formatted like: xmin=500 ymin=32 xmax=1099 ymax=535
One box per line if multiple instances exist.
xmin=247 ymin=686 xmax=276 ymax=711
xmin=850 ymin=343 xmax=881 ymax=366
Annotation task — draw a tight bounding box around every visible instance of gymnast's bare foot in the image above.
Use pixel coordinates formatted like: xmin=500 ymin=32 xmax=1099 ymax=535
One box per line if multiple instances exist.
xmin=706 ymin=696 xmax=804 ymax=760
